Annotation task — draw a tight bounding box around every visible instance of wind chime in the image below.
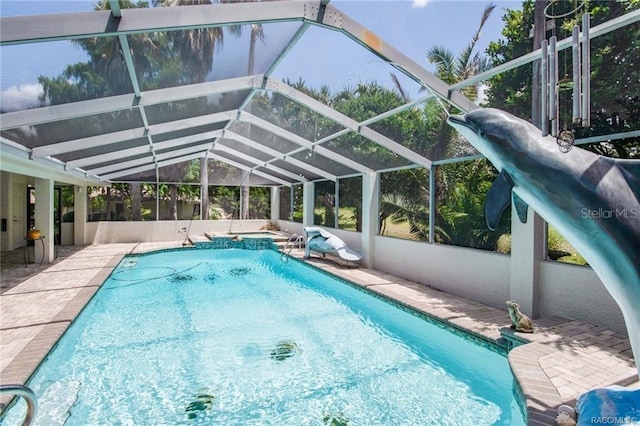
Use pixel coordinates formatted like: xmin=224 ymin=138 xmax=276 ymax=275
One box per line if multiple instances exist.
xmin=540 ymin=2 xmax=591 ymax=152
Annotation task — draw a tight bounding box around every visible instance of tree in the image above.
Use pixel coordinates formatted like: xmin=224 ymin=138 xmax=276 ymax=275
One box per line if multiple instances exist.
xmin=486 ymin=0 xmax=640 ymax=158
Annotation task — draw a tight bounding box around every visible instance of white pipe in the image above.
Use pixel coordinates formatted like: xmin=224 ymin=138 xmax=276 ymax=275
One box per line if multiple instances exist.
xmin=572 ymin=25 xmax=581 ymax=124
xmin=541 ymin=39 xmax=549 ymax=136
xmin=582 ymin=13 xmax=591 ymax=127
xmin=549 ymin=36 xmax=559 ymax=137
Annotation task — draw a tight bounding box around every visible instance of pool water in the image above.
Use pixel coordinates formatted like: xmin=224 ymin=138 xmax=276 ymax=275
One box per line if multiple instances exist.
xmin=3 ymin=248 xmax=525 ymax=425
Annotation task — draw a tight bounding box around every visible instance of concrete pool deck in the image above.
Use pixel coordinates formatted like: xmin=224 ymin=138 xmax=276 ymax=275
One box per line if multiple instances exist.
xmin=1 ymin=243 xmax=637 ymax=425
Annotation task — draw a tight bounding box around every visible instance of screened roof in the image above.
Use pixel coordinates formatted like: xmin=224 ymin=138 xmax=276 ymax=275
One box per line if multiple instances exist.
xmin=0 ymin=0 xmax=486 ymax=186
xmin=2 ymin=1 xmax=637 ymax=186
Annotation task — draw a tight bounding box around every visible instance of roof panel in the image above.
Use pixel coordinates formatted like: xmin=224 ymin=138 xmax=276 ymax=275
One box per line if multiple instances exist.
xmin=270 ymin=24 xmax=424 ymax=112
xmin=0 ymin=108 xmax=144 ymax=148
xmin=289 ymin=150 xmax=357 ymax=177
xmin=56 ymin=137 xmax=149 ymax=163
xmin=157 ymin=159 xmax=200 ymax=183
xmin=215 ymin=138 xmax=273 ymax=163
xmin=227 ymin=120 xmax=299 ymax=153
xmin=323 ymin=132 xmax=413 ymax=171
xmin=152 ymin=121 xmax=227 ymax=143
xmin=246 ymin=91 xmax=344 ymax=141
xmin=270 ymin=159 xmax=322 ymax=181
xmin=135 ymin=22 xmax=304 ymax=92
xmin=144 ymin=92 xmax=249 ymax=125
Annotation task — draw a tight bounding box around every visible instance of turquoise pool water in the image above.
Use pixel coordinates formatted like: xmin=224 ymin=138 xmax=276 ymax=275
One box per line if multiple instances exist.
xmin=4 ymin=248 xmax=525 ymax=425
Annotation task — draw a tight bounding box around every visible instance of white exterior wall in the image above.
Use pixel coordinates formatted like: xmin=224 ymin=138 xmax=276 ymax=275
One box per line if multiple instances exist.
xmin=88 ymin=219 xmax=272 ymax=244
xmin=374 ymin=236 xmax=511 ymax=308
xmin=539 ymin=261 xmax=626 ymax=334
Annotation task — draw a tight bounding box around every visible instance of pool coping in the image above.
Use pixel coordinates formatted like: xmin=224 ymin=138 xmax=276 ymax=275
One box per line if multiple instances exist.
xmin=1 ymin=242 xmax=637 ymax=425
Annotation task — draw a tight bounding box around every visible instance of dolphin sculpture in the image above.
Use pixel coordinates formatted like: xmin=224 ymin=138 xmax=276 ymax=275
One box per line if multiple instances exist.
xmin=447 ymin=108 xmax=640 ymax=376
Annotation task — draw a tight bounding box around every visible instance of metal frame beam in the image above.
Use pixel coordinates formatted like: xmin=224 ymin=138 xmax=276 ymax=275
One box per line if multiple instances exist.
xmin=67 ymin=130 xmax=222 ymax=170
xmin=267 ymin=79 xmax=433 ymax=169
xmin=314 ymin=4 xmax=478 ymax=113
xmin=31 ymin=110 xmax=233 ymax=158
xmin=0 ymin=75 xmax=258 ymax=130
xmin=448 ymin=8 xmax=640 ymax=93
xmin=0 ymin=1 xmax=319 ymax=45
xmin=209 ymin=152 xmax=292 ymax=186
xmin=213 ymin=140 xmax=306 ymax=183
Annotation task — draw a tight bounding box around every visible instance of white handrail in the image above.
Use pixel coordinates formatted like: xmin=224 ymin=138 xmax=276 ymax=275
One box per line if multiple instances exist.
xmin=0 ymin=384 xmax=38 ymax=426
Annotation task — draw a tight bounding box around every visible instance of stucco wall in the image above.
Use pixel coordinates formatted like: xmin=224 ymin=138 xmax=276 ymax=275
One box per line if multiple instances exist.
xmin=89 ymin=220 xmax=272 ymax=244
xmin=372 ymin=236 xmax=511 ymax=308
xmin=539 ymin=261 xmax=626 ymax=334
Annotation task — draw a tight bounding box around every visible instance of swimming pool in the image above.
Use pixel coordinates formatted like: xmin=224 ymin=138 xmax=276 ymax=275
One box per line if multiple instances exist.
xmin=3 ymin=248 xmax=525 ymax=425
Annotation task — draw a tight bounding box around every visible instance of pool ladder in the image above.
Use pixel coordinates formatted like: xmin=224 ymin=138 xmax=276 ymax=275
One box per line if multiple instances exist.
xmin=281 ymin=234 xmax=305 ymax=261
xmin=0 ymin=384 xmax=38 ymax=426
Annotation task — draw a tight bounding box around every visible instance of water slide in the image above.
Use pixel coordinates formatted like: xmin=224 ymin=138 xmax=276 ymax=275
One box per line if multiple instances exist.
xmin=303 ymin=227 xmax=362 ymax=263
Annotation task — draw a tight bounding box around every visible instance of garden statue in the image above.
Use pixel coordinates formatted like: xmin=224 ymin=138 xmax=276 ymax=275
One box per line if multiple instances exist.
xmin=506 ymin=300 xmax=534 ymax=333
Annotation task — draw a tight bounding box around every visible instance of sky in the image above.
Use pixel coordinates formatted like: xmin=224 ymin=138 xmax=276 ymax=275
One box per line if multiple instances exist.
xmin=0 ymin=0 xmax=522 ymax=111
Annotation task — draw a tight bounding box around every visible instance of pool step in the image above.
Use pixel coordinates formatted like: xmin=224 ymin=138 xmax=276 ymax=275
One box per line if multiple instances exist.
xmin=188 ymin=235 xmax=211 ymax=244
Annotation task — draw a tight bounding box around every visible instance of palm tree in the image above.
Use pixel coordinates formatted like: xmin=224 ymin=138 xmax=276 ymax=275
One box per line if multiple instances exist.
xmin=383 ymin=2 xmax=501 ymax=248
xmin=425 ymin=1 xmax=496 ymax=160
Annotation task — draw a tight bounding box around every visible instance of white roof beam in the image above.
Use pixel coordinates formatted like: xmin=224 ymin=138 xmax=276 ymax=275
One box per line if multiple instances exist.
xmin=449 ymin=8 xmax=640 ymax=93
xmin=315 ymin=4 xmax=478 ymax=113
xmin=67 ymin=130 xmax=221 ymax=170
xmin=213 ymin=143 xmax=305 ymax=182
xmin=266 ymin=80 xmax=433 ymax=169
xmin=239 ymin=112 xmax=373 ymax=173
xmin=0 ymin=139 xmax=100 ymax=185
xmin=222 ymin=130 xmax=336 ymax=181
xmin=85 ymin=155 xmax=154 ymax=177
xmin=0 ymin=75 xmax=258 ymax=130
xmin=101 ymin=152 xmax=204 ymax=181
xmin=32 ymin=111 xmax=233 ymax=158
xmin=85 ymin=142 xmax=214 ymax=176
xmin=359 ymin=125 xmax=432 ymax=169
xmin=209 ymin=152 xmax=291 ymax=187
xmin=224 ymin=133 xmax=336 ymax=180
xmin=0 ymin=1 xmax=318 ymax=45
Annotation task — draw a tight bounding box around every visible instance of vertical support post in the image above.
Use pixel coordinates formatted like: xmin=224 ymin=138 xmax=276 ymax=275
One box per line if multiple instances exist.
xmin=334 ymin=179 xmax=340 ymax=229
xmin=541 ymin=39 xmax=549 ymax=136
xmin=302 ymin=181 xmax=314 ymax=228
xmin=572 ymin=25 xmax=582 ymax=124
xmin=581 ymin=13 xmax=591 ymax=127
xmin=509 ymin=197 xmax=545 ymax=318
xmin=290 ymin=184 xmax=295 ymax=222
xmin=270 ymin=186 xmax=279 ymax=223
xmin=74 ymin=185 xmax=87 ymax=245
xmin=34 ymin=178 xmax=54 ymax=264
xmin=531 ymin=0 xmax=547 ymax=129
xmin=549 ymin=36 xmax=559 ymax=137
xmin=200 ymin=157 xmax=209 ymax=220
xmin=361 ymin=172 xmax=378 ymax=268
xmin=428 ymin=166 xmax=436 ymax=244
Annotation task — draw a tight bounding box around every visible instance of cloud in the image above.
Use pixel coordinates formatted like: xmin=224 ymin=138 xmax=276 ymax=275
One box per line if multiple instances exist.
xmin=0 ymin=83 xmax=43 ymax=112
xmin=412 ymin=0 xmax=429 ymax=8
